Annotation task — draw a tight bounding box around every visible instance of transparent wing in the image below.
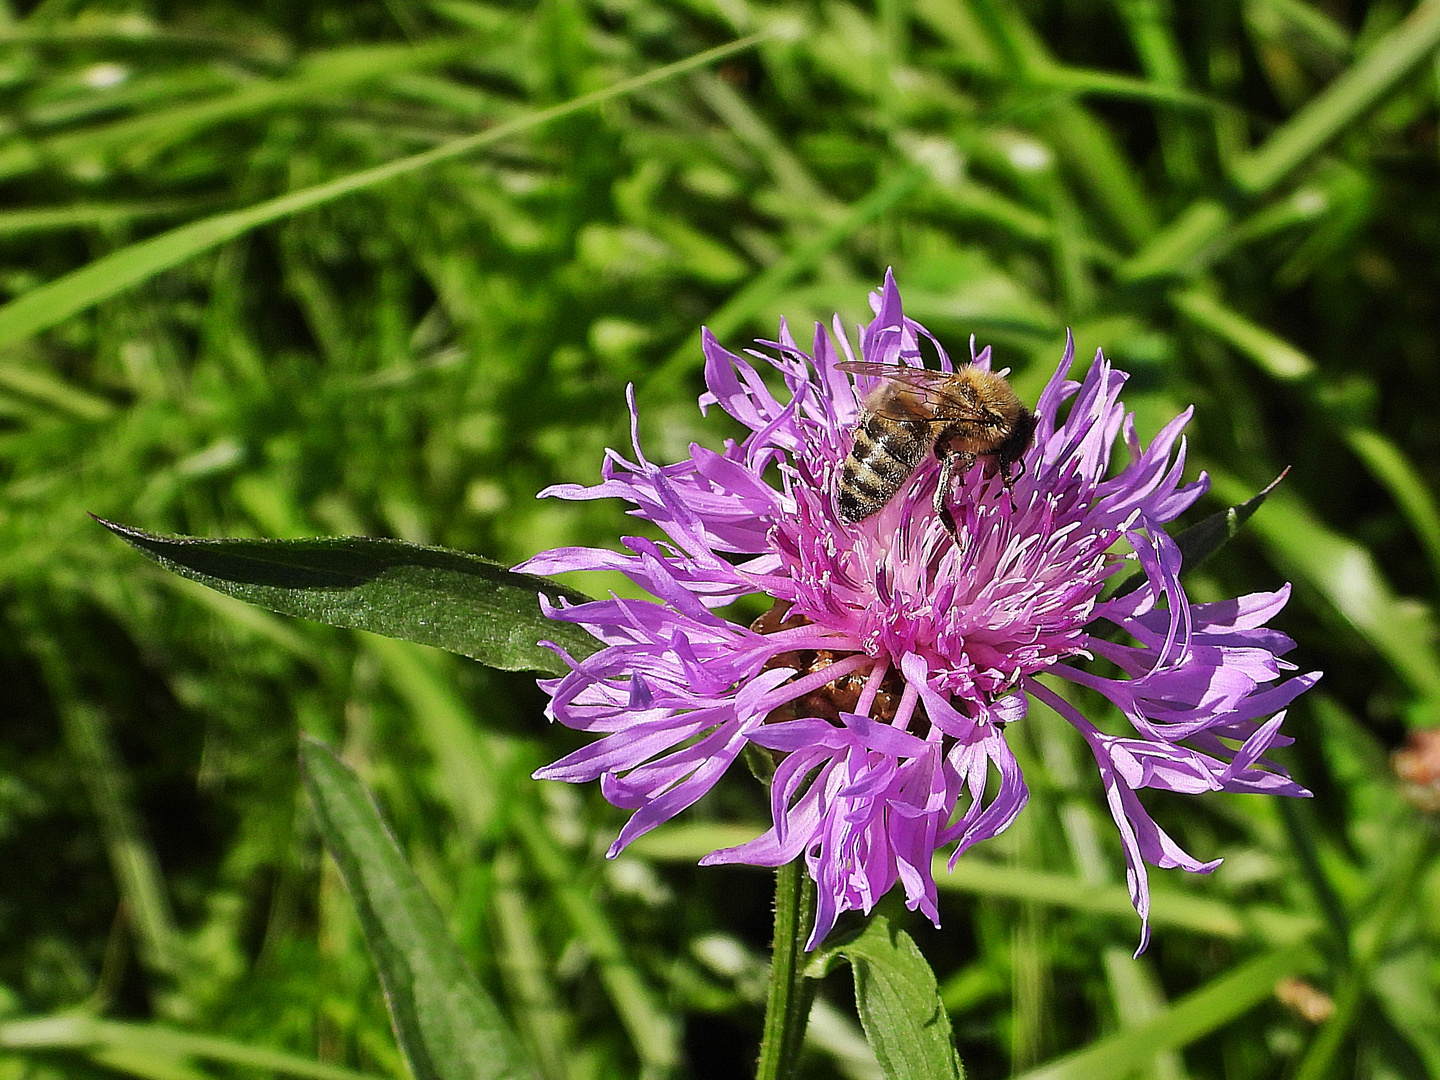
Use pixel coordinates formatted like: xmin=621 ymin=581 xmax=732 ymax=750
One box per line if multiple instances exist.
xmin=834 ymin=361 xmax=994 ymax=424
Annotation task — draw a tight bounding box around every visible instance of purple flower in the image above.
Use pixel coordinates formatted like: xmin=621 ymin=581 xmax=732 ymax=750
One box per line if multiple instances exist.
xmin=517 ymin=272 xmax=1317 ymax=951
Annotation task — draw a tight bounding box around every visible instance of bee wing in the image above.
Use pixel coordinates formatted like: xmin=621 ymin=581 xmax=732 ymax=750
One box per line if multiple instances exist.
xmin=834 ymin=361 xmax=993 ymax=423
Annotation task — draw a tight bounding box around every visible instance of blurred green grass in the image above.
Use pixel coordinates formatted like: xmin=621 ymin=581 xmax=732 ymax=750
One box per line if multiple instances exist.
xmin=1 ymin=0 xmax=1439 ymax=1078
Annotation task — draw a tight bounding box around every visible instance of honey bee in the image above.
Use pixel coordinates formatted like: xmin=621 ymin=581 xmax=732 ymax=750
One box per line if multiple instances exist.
xmin=834 ymin=360 xmax=1037 ymax=536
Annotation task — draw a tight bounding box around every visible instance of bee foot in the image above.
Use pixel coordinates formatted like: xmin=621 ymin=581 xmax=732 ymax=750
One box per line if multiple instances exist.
xmin=939 ymin=504 xmax=958 ymax=540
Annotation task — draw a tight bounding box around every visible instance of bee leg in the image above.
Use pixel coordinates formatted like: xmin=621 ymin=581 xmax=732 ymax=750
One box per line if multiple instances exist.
xmin=933 ymin=449 xmax=973 ymax=539
xmin=1001 ymin=457 xmax=1025 ymax=512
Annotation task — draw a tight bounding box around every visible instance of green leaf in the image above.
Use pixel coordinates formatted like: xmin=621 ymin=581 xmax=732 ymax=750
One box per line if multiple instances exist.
xmin=300 ymin=738 xmax=538 ymax=1080
xmin=1172 ymin=468 xmax=1288 ymax=572
xmin=360 ymin=638 xmax=682 ymax=1071
xmin=824 ymin=915 xmax=964 ymax=1080
xmin=1111 ymin=469 xmax=1287 ymax=597
xmin=94 ymin=518 xmax=594 ymax=674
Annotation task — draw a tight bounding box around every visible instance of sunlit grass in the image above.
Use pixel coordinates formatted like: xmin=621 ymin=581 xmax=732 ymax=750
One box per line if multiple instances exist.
xmin=1 ymin=1 xmax=1438 ymax=1078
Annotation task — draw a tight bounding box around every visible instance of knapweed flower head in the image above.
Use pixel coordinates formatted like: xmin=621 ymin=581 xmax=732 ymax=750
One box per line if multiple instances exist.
xmin=517 ymin=272 xmax=1318 ymax=951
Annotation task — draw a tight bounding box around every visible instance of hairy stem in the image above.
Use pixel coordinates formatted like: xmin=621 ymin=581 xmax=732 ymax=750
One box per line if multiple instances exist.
xmin=755 ymin=860 xmax=817 ymax=1080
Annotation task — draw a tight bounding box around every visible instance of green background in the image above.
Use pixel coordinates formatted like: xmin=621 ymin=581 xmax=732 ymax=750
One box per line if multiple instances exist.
xmin=1 ymin=0 xmax=1438 ymax=1077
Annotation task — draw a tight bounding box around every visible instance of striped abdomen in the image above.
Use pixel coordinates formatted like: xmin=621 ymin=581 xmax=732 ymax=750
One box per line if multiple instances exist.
xmin=836 ymin=413 xmax=930 ymax=523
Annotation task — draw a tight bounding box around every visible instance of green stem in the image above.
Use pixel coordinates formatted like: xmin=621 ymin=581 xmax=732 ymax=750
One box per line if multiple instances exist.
xmin=755 ymin=860 xmax=817 ymax=1080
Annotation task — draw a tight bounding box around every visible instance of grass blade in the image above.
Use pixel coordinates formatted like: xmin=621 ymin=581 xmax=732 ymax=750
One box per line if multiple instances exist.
xmin=1233 ymin=0 xmax=1440 ymax=195
xmin=1122 ymin=3 xmax=1440 ymax=282
xmin=0 ymin=199 xmax=210 ymax=237
xmin=1342 ymin=427 xmax=1440 ymax=592
xmin=0 ymin=39 xmax=482 ymax=182
xmin=366 ymin=639 xmax=681 ymax=1075
xmin=0 ymin=1015 xmax=387 ymax=1080
xmin=19 ymin=621 xmax=183 ymax=981
xmin=1014 ymin=945 xmax=1313 ymax=1080
xmin=1170 ymin=288 xmax=1315 ymax=380
xmin=627 ymin=824 xmax=1320 ymax=942
xmin=0 ymin=33 xmax=766 ymax=349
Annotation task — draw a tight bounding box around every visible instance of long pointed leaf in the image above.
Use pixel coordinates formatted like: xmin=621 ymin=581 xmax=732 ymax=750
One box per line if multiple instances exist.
xmin=95 ymin=518 xmax=593 ymax=673
xmin=1109 ymin=470 xmax=1287 ymax=598
xmin=300 ymin=738 xmax=538 ymax=1080
xmin=1172 ymin=468 xmax=1289 ymax=572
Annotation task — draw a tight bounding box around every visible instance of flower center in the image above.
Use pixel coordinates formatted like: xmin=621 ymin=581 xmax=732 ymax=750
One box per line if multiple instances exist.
xmin=751 ymin=600 xmax=908 ymax=724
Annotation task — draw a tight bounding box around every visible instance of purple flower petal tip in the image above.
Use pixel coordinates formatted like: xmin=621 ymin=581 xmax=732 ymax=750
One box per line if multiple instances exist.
xmin=521 ymin=274 xmax=1317 ymax=951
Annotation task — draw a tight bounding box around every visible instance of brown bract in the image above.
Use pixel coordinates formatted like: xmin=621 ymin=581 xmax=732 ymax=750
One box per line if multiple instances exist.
xmin=750 ymin=600 xmax=907 ymax=725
